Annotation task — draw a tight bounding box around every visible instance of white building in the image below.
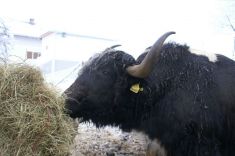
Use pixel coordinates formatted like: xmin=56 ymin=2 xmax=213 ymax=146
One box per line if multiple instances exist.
xmin=4 ymin=19 xmax=118 ymax=90
xmin=11 ymin=35 xmax=42 ymax=62
xmin=39 ymin=31 xmax=117 ymax=74
xmin=38 ymin=31 xmax=118 ymax=90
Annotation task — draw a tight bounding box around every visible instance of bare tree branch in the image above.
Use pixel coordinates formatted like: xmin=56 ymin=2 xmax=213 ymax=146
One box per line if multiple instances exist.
xmin=226 ymin=15 xmax=235 ymax=32
xmin=0 ymin=19 xmax=10 ymax=62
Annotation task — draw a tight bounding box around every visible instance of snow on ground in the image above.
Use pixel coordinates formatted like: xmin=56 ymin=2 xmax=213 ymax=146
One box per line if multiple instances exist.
xmin=70 ymin=121 xmax=149 ymax=156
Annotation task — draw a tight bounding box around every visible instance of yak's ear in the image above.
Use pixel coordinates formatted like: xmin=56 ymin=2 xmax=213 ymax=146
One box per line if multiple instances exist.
xmin=113 ymin=52 xmax=136 ymax=71
xmin=122 ymin=54 xmax=136 ymax=69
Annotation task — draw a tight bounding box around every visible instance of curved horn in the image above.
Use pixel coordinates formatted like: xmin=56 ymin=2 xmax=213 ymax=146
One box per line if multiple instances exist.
xmin=105 ymin=45 xmax=122 ymax=51
xmin=126 ymin=31 xmax=175 ymax=78
xmin=110 ymin=44 xmax=122 ymax=49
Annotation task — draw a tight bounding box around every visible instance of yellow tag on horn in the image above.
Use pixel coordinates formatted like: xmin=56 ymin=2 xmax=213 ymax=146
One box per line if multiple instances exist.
xmin=130 ymin=83 xmax=143 ymax=93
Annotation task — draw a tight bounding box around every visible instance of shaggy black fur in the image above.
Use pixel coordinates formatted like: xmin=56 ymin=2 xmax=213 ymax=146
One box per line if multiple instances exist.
xmin=65 ymin=43 xmax=235 ymax=156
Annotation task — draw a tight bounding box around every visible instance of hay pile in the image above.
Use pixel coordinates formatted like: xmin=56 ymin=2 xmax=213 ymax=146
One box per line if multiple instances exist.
xmin=0 ymin=63 xmax=76 ymax=156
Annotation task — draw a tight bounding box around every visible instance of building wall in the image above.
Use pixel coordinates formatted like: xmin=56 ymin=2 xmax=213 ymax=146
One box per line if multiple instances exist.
xmin=34 ymin=32 xmax=119 ymax=87
xmin=41 ymin=32 xmax=118 ymax=62
xmin=11 ymin=35 xmax=42 ymax=62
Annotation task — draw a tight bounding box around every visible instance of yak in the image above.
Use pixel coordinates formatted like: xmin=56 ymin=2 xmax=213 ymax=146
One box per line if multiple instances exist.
xmin=64 ymin=32 xmax=235 ymax=156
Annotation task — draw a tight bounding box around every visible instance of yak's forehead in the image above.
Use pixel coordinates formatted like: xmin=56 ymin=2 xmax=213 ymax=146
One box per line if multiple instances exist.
xmin=86 ymin=50 xmax=122 ymax=66
xmin=78 ymin=49 xmax=126 ymax=75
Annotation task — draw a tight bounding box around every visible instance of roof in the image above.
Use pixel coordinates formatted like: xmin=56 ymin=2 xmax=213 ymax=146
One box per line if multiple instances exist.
xmin=3 ymin=18 xmax=117 ymax=41
xmin=7 ymin=19 xmax=46 ymax=38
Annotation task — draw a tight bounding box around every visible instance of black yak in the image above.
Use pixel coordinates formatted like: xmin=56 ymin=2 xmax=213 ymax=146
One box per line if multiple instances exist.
xmin=64 ymin=32 xmax=235 ymax=156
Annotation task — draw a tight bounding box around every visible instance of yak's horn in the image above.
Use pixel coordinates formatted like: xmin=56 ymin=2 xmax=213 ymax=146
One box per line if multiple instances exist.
xmin=126 ymin=31 xmax=175 ymax=78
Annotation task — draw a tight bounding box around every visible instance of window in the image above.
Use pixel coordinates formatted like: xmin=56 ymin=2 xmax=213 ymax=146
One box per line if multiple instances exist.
xmin=27 ymin=51 xmax=32 ymax=59
xmin=26 ymin=51 xmax=41 ymax=59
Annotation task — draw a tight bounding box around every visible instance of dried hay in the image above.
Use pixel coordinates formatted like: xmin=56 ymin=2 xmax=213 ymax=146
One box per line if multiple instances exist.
xmin=0 ymin=63 xmax=76 ymax=156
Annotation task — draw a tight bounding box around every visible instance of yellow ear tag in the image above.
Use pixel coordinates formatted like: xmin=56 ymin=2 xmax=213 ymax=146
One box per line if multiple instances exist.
xmin=130 ymin=83 xmax=143 ymax=93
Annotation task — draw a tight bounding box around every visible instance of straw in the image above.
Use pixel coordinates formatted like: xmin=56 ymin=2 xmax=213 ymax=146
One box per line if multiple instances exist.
xmin=0 ymin=63 xmax=76 ymax=156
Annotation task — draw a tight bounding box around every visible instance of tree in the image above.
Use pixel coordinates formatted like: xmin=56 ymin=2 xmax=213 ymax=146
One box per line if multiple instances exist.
xmin=226 ymin=15 xmax=235 ymax=57
xmin=0 ymin=19 xmax=10 ymax=62
xmin=226 ymin=15 xmax=235 ymax=32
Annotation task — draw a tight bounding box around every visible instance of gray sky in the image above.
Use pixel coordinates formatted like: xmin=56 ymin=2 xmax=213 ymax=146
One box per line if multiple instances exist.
xmin=1 ymin=0 xmax=235 ymax=57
